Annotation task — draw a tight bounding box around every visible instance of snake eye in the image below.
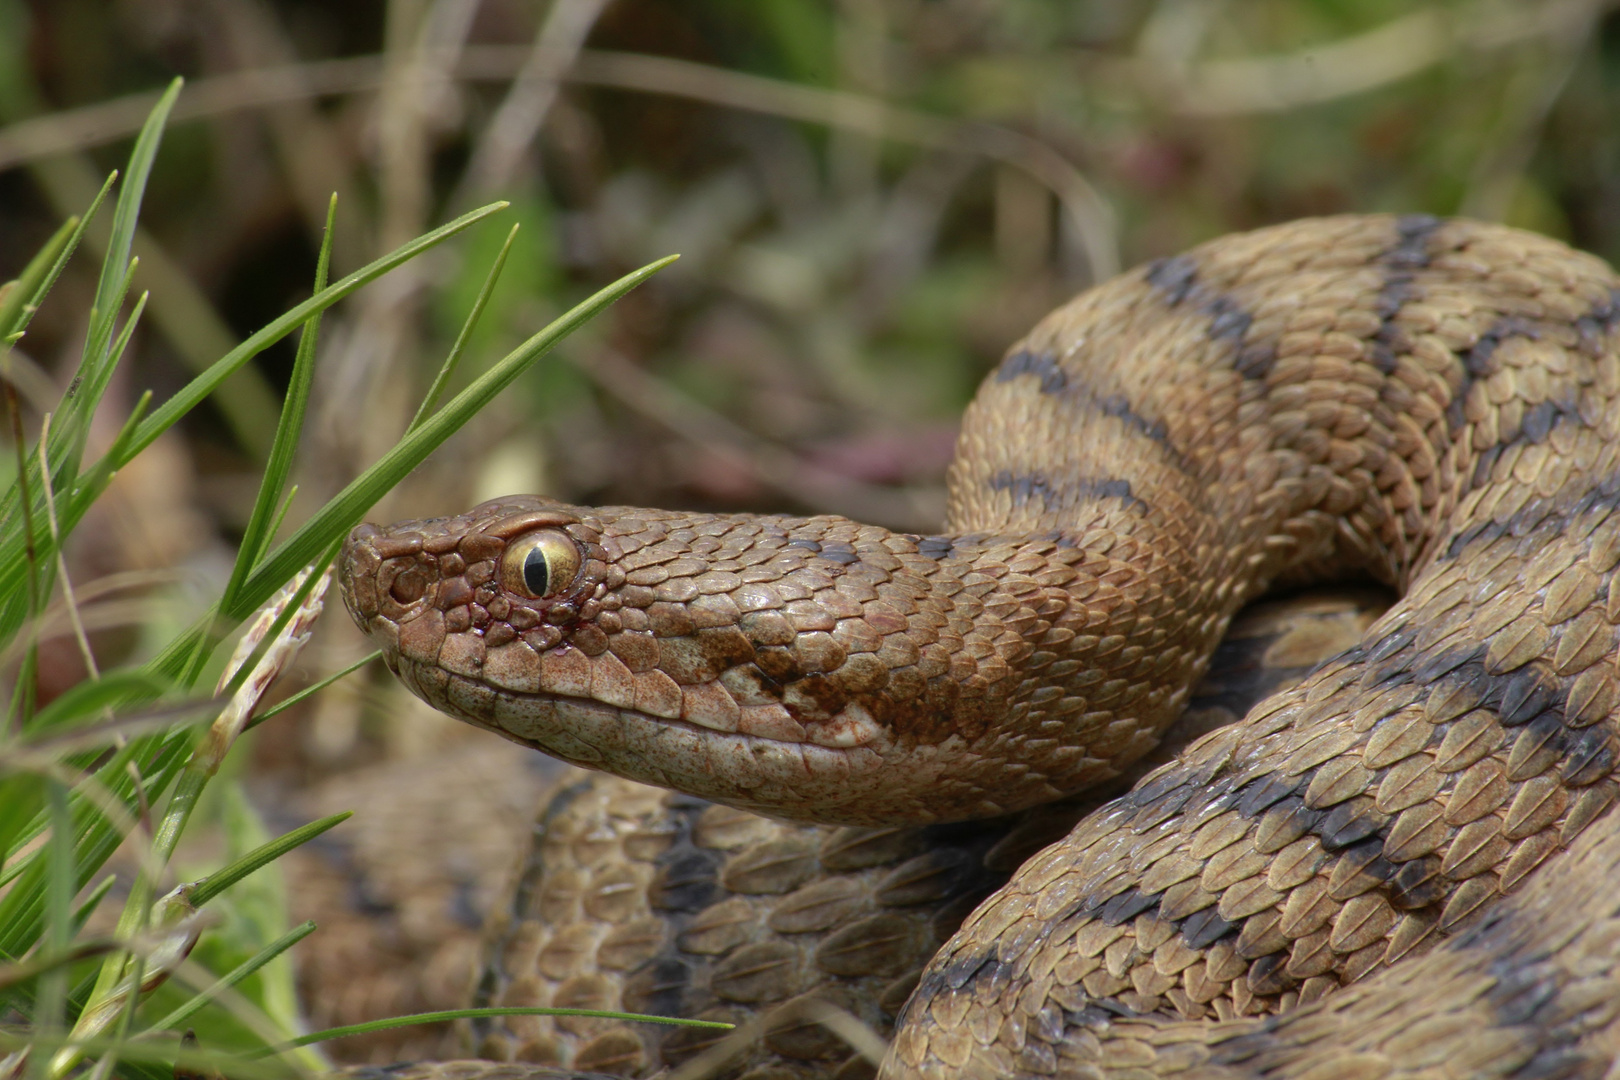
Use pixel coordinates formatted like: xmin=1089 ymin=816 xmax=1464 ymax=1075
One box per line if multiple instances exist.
xmin=500 ymin=529 xmax=581 ymax=599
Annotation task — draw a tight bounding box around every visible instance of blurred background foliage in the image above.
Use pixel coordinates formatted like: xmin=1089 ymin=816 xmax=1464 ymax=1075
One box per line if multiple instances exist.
xmin=4 ymin=0 xmax=1620 ymax=1064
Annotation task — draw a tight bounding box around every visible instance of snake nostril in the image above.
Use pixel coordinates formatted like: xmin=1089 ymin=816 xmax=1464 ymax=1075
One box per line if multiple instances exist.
xmin=390 ymin=569 xmax=429 ymax=604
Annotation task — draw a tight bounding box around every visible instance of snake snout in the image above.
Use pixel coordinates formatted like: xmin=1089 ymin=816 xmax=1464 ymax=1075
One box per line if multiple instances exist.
xmin=337 ymin=519 xmax=449 ymax=640
xmin=337 ymin=524 xmax=382 ymax=631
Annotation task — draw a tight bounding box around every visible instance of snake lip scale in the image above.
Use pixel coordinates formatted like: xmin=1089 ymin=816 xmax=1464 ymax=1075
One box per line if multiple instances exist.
xmin=342 ymin=215 xmax=1620 ymax=1078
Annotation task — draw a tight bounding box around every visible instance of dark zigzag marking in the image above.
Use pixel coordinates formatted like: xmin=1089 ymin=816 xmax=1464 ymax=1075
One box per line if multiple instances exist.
xmin=1368 ymin=214 xmax=1443 ymax=374
xmin=1441 ymin=467 xmax=1620 ymax=562
xmin=1387 ymin=213 xmax=1442 ymax=269
xmin=649 ymin=793 xmax=723 ymax=914
xmin=616 ymin=791 xmax=717 ymax=1027
xmin=1575 ymin=287 xmax=1620 ymax=356
xmin=1145 ymin=254 xmax=1275 ymax=379
xmin=989 ymin=471 xmax=1147 ymax=513
xmin=916 ymin=232 xmax=1620 ymax=1056
xmin=1146 ymin=253 xmax=1199 ymax=305
xmin=996 ymin=348 xmax=1067 ymax=394
xmin=468 ymin=775 xmax=603 ymax=1046
xmin=1446 ymin=290 xmax=1620 ymax=441
xmin=914 ymin=675 xmax=1617 ymax=1046
xmin=1207 ymin=852 xmax=1617 ymax=1073
xmin=1096 ymin=391 xmax=1170 ymax=444
xmin=996 ymin=348 xmax=1173 ymax=446
xmin=1352 ymin=626 xmax=1615 ymax=785
xmin=1444 ymin=315 xmax=1544 ymax=436
xmin=1443 ymin=288 xmax=1620 ymax=511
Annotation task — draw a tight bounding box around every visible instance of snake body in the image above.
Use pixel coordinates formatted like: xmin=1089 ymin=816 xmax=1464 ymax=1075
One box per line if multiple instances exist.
xmin=339 ymin=215 xmax=1620 ymax=1077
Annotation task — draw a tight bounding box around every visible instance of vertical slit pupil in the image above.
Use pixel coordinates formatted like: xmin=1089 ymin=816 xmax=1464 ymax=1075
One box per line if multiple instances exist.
xmin=523 ymin=547 xmax=550 ymax=596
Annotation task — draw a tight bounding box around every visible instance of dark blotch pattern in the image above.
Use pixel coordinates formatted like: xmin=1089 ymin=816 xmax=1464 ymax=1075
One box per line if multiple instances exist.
xmin=1369 ymin=214 xmax=1443 ymax=374
xmin=996 ymin=348 xmax=1068 ymax=394
xmin=1443 ymin=468 xmax=1620 ymax=561
xmin=1145 ymin=253 xmax=1273 ymax=378
xmin=989 ymin=471 xmax=1146 ymax=513
xmin=1098 ymin=392 xmax=1171 ymax=444
xmin=999 ymin=347 xmax=1173 ymax=448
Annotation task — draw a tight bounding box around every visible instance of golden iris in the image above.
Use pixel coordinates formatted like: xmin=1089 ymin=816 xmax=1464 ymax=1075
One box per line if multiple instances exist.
xmin=500 ymin=529 xmax=581 ymax=599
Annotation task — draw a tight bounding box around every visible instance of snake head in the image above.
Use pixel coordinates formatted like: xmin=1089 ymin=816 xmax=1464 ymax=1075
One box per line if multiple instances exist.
xmin=340 ymin=495 xmax=615 ymax=653
xmin=339 ymin=495 xmax=1127 ymax=824
xmin=338 ymin=495 xmax=904 ymax=822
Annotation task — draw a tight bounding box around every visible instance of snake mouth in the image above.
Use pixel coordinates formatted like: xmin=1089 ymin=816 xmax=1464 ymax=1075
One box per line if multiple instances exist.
xmin=382 ymin=652 xmax=978 ymax=825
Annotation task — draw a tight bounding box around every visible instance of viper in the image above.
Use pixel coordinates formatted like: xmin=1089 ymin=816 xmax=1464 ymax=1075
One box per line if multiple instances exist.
xmin=339 ymin=215 xmax=1620 ymax=1077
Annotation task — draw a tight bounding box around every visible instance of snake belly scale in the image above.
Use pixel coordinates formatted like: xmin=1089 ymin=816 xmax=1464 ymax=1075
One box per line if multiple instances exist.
xmin=339 ymin=215 xmax=1620 ymax=1078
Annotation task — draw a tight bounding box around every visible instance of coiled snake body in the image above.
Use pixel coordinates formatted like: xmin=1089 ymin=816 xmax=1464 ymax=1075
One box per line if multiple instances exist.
xmin=340 ymin=216 xmax=1620 ymax=1077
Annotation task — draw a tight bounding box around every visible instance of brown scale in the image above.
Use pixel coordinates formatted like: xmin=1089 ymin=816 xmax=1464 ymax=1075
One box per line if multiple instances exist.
xmin=338 ymin=216 xmax=1620 ymax=1078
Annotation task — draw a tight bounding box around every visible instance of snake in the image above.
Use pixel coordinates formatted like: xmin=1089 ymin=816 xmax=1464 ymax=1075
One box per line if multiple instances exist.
xmin=337 ymin=215 xmax=1620 ymax=1078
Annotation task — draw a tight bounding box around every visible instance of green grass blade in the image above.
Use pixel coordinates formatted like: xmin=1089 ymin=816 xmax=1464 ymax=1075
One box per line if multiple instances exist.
xmin=222 ymin=196 xmax=337 ymax=616
xmin=0 ymin=175 xmax=113 ymax=566
xmin=0 ymin=203 xmax=511 ymax=648
xmin=0 ymin=171 xmax=113 ymax=350
xmin=2 ymin=701 xmax=213 ymax=776
xmin=146 ymin=921 xmax=316 ymax=1035
xmin=0 ymin=262 xmax=141 ymax=670
xmin=0 ymin=737 xmax=187 ymax=963
xmin=0 ymin=744 xmax=136 ymax=896
xmin=70 ymin=390 xmax=150 ymax=503
xmin=0 ymin=773 xmax=43 ymax=874
xmin=0 ymin=699 xmax=227 ymax=894
xmin=57 ymin=78 xmax=181 ymax=480
xmin=17 ymin=668 xmax=168 ymax=737
xmin=408 ymin=223 xmax=519 ymax=433
xmin=66 ymin=253 xmax=140 ymax=447
xmin=0 ymin=175 xmax=112 ymax=557
xmin=121 ymin=200 xmax=509 ymax=466
xmin=98 ymin=289 xmax=147 ymax=394
xmin=0 ymin=1032 xmax=296 ymax=1080
xmin=0 ymin=218 xmax=77 ymax=343
xmin=28 ymin=174 xmax=116 ymax=328
xmin=0 ymin=387 xmax=150 ymax=627
xmin=236 ymin=253 xmax=678 ymax=615
xmin=255 ymin=486 xmax=297 ymax=569
xmin=187 ymin=813 xmax=349 ymax=909
xmin=0 ymin=939 xmax=121 ymax=996
xmin=75 ymin=557 xmax=331 ymax=1035
xmin=89 ymin=82 xmax=177 ymax=363
xmin=32 ymin=781 xmax=74 ymax=1075
xmin=0 ymin=216 xmax=661 ymax=1058
xmin=245 ymin=651 xmax=378 ymax=730
xmin=71 ymin=876 xmax=116 ymax=936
